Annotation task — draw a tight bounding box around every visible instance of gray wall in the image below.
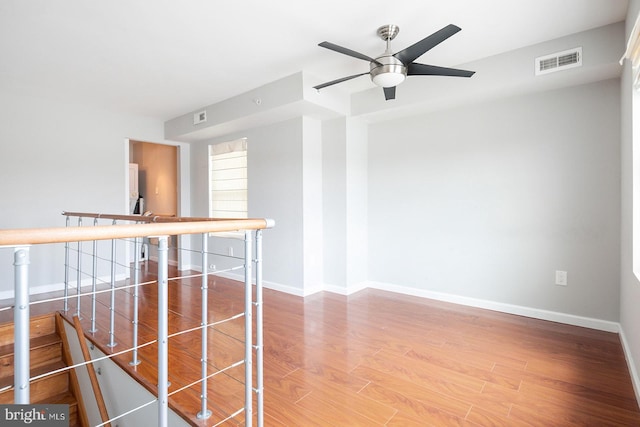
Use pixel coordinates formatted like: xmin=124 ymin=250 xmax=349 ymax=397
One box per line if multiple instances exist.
xmin=322 ymin=117 xmax=368 ymax=293
xmin=0 ymin=91 xmax=163 ymax=293
xmin=189 ymin=117 xmax=311 ymax=294
xmin=368 ymin=79 xmax=621 ymax=321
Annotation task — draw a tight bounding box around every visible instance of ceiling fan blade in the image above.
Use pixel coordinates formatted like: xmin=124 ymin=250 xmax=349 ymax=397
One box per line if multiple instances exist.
xmin=318 ymin=42 xmax=382 ymax=65
xmin=394 ymin=24 xmax=462 ymax=65
xmin=408 ymin=63 xmax=475 ymax=78
xmin=383 ymin=86 xmax=396 ymax=100
xmin=313 ymin=72 xmax=370 ymax=90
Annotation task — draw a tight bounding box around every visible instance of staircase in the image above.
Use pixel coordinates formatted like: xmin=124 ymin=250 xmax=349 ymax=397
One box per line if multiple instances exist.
xmin=0 ymin=313 xmax=84 ymax=427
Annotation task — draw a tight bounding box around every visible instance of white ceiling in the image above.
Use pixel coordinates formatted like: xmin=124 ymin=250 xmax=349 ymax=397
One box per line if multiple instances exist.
xmin=0 ymin=0 xmax=629 ymax=121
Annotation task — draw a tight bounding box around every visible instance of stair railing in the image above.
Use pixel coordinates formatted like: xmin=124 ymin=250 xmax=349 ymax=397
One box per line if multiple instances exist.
xmin=12 ymin=247 xmax=29 ymax=406
xmin=0 ymin=214 xmax=273 ymax=427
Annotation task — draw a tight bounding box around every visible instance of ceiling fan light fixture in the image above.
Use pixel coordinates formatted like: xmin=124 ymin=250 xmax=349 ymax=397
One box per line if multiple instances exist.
xmin=370 ymin=62 xmax=407 ymax=87
xmin=372 ymin=70 xmax=406 ymax=87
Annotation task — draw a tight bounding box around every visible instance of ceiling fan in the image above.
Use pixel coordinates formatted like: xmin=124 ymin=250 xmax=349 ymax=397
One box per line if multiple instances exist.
xmin=313 ymin=24 xmax=475 ymax=100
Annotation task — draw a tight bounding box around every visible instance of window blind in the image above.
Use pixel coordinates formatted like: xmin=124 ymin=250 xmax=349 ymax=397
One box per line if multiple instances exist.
xmin=209 ymin=138 xmax=247 ymax=218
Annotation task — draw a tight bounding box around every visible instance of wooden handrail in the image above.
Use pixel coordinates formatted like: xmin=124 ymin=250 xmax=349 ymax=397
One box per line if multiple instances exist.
xmin=73 ymin=315 xmax=111 ymax=427
xmin=62 ymin=211 xmax=256 ymax=223
xmin=0 ymin=218 xmax=274 ymax=246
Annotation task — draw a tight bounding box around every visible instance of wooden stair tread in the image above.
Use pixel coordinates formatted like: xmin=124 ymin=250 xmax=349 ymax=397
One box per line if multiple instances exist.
xmin=34 ymin=390 xmax=76 ymax=405
xmin=0 ymin=314 xmax=56 ymax=347
xmin=35 ymin=391 xmax=80 ymax=427
xmin=0 ymin=360 xmax=66 ymax=389
xmin=0 ymin=332 xmax=63 ymax=382
xmin=0 ymin=332 xmax=61 ymax=357
xmin=26 ymin=360 xmax=66 ymax=382
xmin=20 ymin=332 xmax=60 ymax=350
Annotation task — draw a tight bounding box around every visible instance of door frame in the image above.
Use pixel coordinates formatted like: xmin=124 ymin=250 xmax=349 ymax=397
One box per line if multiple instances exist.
xmin=124 ymin=138 xmax=192 ymax=270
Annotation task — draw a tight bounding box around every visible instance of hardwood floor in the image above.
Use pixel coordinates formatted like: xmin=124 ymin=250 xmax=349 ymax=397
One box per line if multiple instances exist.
xmin=260 ymin=290 xmax=640 ymax=426
xmin=3 ymin=263 xmax=640 ymax=426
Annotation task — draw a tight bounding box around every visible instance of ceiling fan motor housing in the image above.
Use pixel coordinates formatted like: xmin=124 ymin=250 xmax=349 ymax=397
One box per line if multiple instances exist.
xmin=370 ymin=53 xmax=407 ymax=87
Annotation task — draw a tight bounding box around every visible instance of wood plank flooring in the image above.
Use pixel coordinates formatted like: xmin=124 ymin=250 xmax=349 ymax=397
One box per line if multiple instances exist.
xmin=259 ymin=289 xmax=640 ymax=426
xmin=2 ymin=263 xmax=639 ymax=426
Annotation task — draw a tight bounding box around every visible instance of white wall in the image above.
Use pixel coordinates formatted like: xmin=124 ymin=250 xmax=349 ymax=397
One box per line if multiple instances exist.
xmin=620 ymin=0 xmax=640 ymax=398
xmin=368 ymin=79 xmax=621 ymax=322
xmin=345 ymin=119 xmax=368 ymax=288
xmin=0 ymin=91 xmax=163 ymax=292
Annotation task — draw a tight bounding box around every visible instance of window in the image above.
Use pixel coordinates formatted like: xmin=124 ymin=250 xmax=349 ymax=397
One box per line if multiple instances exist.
xmin=622 ymin=13 xmax=640 ymax=279
xmin=209 ymin=138 xmax=247 ymax=218
xmin=622 ymin=12 xmax=640 ymax=90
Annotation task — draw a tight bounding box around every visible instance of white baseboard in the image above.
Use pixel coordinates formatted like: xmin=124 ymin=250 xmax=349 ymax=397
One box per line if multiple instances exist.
xmin=619 ymin=327 xmax=640 ymax=404
xmin=322 ymin=281 xmax=369 ymax=296
xmin=0 ymin=282 xmax=67 ymax=301
xmin=0 ymin=273 xmax=130 ymax=301
xmin=365 ymin=281 xmax=620 ymax=333
xmin=148 ymin=255 xmax=178 ymax=267
xmin=266 ymin=280 xmax=308 ymax=297
xmin=208 ymin=270 xmax=308 ymax=297
xmin=178 ymin=264 xmax=199 ymax=272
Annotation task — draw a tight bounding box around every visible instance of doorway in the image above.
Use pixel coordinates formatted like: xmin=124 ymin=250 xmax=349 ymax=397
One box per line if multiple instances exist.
xmin=129 ymin=140 xmax=179 ymax=264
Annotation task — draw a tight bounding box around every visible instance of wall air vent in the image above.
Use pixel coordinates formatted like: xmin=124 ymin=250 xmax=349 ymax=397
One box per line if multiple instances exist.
xmin=535 ymin=47 xmax=582 ymax=76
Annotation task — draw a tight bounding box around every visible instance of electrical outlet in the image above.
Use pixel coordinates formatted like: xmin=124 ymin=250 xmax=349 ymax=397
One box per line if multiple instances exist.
xmin=555 ymin=270 xmax=568 ymax=286
xmin=228 ymin=246 xmax=234 ymax=257
xmin=209 ymin=264 xmax=216 ymax=271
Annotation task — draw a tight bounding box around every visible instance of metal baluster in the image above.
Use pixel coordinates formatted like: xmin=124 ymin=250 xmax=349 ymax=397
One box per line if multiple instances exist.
xmin=107 ymin=219 xmax=117 ymax=348
xmin=76 ymin=217 xmax=83 ymax=318
xmin=157 ymin=236 xmax=169 ymax=427
xmin=64 ymin=216 xmax=70 ymax=312
xmin=14 ymin=246 xmax=30 ymax=404
xmin=255 ymin=230 xmax=264 ymax=427
xmin=130 ymin=231 xmax=141 ymax=366
xmin=89 ymin=218 xmax=98 ymax=333
xmin=244 ymin=230 xmax=253 ymax=427
xmin=197 ymin=234 xmax=211 ymax=419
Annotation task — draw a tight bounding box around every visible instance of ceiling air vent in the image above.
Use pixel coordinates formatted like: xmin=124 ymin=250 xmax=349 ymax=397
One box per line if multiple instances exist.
xmin=535 ymin=47 xmax=582 ymax=76
xmin=193 ymin=110 xmax=207 ymax=125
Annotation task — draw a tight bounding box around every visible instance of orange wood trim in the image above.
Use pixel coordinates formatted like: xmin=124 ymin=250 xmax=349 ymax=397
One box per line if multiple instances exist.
xmin=72 ymin=315 xmax=111 ymax=427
